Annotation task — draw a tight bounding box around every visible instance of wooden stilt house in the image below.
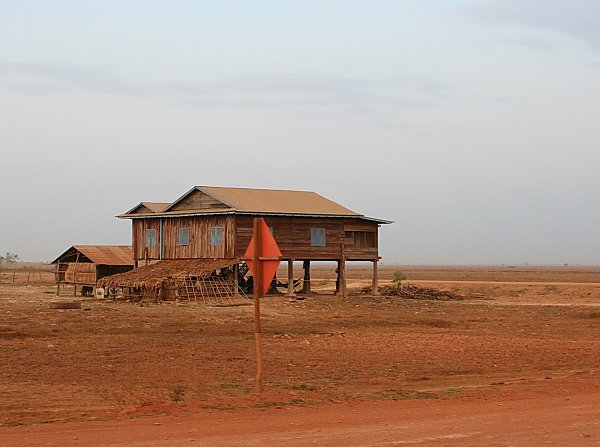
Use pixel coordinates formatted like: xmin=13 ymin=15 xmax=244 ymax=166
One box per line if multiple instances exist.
xmin=113 ymin=186 xmax=391 ymax=299
xmin=52 ymin=245 xmax=134 ymax=296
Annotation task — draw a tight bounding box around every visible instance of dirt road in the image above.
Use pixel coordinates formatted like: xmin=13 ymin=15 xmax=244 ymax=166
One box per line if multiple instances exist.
xmin=3 ymin=374 xmax=600 ymax=446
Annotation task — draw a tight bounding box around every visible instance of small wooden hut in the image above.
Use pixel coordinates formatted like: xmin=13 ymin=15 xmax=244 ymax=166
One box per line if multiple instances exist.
xmin=52 ymin=245 xmax=134 ymax=296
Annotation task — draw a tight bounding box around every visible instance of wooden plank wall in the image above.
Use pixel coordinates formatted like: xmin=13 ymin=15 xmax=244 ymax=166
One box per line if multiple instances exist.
xmin=63 ymin=262 xmax=96 ymax=284
xmin=132 ymin=216 xmax=235 ymax=260
xmin=162 ymin=216 xmax=235 ymax=259
xmin=235 ymin=216 xmax=344 ymax=260
xmin=132 ymin=219 xmax=160 ymax=260
xmin=133 ymin=215 xmax=379 ymax=261
xmin=343 ymin=219 xmax=379 ymax=260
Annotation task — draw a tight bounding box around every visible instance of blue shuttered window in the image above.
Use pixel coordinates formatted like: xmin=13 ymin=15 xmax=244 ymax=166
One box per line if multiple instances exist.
xmin=210 ymin=226 xmax=223 ymax=246
xmin=146 ymin=229 xmax=156 ymax=247
xmin=310 ymin=228 xmax=326 ymax=247
xmin=178 ymin=228 xmax=190 ymax=246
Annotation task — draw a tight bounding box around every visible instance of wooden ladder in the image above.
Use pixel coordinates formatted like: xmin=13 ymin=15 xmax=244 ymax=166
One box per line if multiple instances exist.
xmin=183 ymin=276 xmax=198 ymax=302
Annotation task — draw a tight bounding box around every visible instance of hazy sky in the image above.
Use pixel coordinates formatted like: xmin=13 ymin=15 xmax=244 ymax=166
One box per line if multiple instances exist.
xmin=1 ymin=1 xmax=599 ymax=265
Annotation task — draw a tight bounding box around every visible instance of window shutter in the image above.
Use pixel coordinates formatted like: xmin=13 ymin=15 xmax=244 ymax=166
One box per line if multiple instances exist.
xmin=179 ymin=228 xmax=190 ymax=246
xmin=311 ymin=228 xmax=326 ymax=247
xmin=146 ymin=229 xmax=156 ymax=247
xmin=210 ymin=226 xmax=223 ymax=246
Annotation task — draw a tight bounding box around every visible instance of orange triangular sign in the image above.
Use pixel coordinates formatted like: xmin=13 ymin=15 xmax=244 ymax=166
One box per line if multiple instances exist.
xmin=244 ymin=218 xmax=282 ymax=296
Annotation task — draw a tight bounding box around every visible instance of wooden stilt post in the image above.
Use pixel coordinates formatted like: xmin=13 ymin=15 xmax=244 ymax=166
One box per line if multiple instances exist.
xmin=340 ymin=258 xmax=347 ymax=298
xmin=252 ymin=218 xmax=264 ymax=393
xmin=286 ymin=259 xmax=295 ymax=297
xmin=302 ymin=260 xmax=311 ymax=294
xmin=372 ymin=259 xmax=379 ymax=295
xmin=73 ymin=252 xmax=80 ymax=297
xmin=93 ymin=266 xmax=98 ymax=299
xmin=233 ymin=263 xmax=240 ymax=296
xmin=56 ymin=263 xmax=61 ymax=296
xmin=336 ymin=243 xmax=347 ymax=297
xmin=335 ymin=260 xmax=341 ymax=295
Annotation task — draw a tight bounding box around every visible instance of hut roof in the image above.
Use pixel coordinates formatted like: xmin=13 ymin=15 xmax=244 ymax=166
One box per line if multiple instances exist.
xmin=98 ymin=258 xmax=240 ymax=289
xmin=52 ymin=245 xmax=133 ymax=265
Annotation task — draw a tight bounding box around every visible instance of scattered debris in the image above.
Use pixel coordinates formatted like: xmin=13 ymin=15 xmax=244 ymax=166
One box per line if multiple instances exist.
xmin=49 ymin=301 xmax=82 ymax=309
xmin=379 ymin=283 xmax=464 ymax=301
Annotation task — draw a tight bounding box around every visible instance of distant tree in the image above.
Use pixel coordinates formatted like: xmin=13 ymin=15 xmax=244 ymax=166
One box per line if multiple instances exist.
xmin=0 ymin=252 xmax=19 ymax=264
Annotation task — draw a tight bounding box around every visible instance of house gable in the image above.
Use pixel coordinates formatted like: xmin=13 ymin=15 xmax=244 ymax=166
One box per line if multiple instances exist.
xmin=124 ymin=202 xmax=170 ymax=215
xmin=52 ymin=246 xmax=92 ymax=264
xmin=168 ymin=188 xmax=233 ymax=212
xmin=131 ymin=204 xmax=155 ymax=214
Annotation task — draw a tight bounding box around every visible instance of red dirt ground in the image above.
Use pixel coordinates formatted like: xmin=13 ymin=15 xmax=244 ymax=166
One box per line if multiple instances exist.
xmin=1 ymin=266 xmax=600 ymax=446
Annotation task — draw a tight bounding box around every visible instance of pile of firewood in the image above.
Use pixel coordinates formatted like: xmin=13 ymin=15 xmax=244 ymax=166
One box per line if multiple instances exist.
xmin=379 ymin=283 xmax=464 ymax=301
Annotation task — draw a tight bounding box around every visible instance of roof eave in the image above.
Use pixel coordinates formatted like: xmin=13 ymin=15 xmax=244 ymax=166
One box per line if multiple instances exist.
xmin=118 ymin=210 xmax=236 ymax=219
xmin=236 ymin=211 xmax=362 ymax=219
xmin=117 ymin=210 xmax=392 ymax=223
xmin=360 ymin=216 xmax=394 ymax=224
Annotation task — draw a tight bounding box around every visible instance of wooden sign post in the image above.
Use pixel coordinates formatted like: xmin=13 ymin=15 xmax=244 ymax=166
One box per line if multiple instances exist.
xmin=244 ymin=218 xmax=282 ymax=393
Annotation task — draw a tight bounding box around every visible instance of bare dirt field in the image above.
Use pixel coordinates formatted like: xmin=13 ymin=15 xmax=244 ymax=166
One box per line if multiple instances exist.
xmin=1 ymin=265 xmax=600 ymax=446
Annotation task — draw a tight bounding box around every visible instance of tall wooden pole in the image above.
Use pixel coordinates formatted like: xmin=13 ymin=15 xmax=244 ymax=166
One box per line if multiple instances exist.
xmin=252 ymin=218 xmax=264 ymax=393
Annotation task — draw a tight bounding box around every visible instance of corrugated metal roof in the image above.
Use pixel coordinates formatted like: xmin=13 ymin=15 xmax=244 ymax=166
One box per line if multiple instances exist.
xmin=52 ymin=245 xmax=133 ymax=265
xmin=75 ymin=245 xmax=133 ymax=265
xmin=199 ymin=186 xmax=361 ymax=216
xmin=118 ymin=186 xmax=391 ymax=224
